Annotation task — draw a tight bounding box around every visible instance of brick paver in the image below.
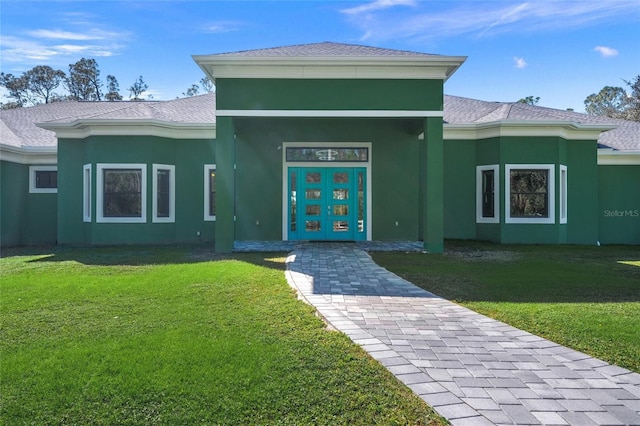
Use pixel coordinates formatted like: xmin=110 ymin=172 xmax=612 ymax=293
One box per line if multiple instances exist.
xmin=285 ymin=243 xmax=640 ymax=426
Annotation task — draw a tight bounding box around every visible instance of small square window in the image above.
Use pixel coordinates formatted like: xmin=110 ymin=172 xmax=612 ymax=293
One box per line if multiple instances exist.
xmin=96 ymin=164 xmax=147 ymax=223
xmin=29 ymin=166 xmax=58 ymax=193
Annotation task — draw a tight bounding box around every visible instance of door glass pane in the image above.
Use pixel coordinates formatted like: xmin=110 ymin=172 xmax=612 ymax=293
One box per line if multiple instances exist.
xmin=290 ymin=171 xmax=296 ymax=232
xmin=333 ymin=205 xmax=348 ymax=216
xmin=305 ymin=221 xmax=321 ymax=232
xmin=306 ymin=205 xmax=321 ymax=216
xmin=333 ymin=172 xmax=349 ymax=183
xmin=306 ymin=172 xmax=321 ymax=183
xmin=333 ymin=221 xmax=349 ymax=232
xmin=306 ymin=189 xmax=321 ymax=200
xmin=333 ymin=189 xmax=348 ymax=200
xmin=358 ymin=171 xmax=364 ymax=232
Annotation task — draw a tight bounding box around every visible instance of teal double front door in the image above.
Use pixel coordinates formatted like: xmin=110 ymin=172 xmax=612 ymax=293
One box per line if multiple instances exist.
xmin=288 ymin=167 xmax=366 ymax=241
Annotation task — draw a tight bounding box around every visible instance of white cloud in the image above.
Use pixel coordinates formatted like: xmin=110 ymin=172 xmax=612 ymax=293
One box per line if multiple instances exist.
xmin=514 ymin=57 xmax=528 ymax=69
xmin=594 ymin=46 xmax=619 ymax=57
xmin=341 ymin=0 xmax=416 ymax=15
xmin=201 ymin=21 xmax=243 ymax=34
xmin=341 ymin=1 xmax=639 ymax=42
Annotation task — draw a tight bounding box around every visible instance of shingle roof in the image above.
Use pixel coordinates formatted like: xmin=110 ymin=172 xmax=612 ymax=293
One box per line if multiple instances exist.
xmin=444 ymin=95 xmax=640 ymax=151
xmin=1 ymin=92 xmax=637 ymax=152
xmin=208 ymin=41 xmax=441 ymax=58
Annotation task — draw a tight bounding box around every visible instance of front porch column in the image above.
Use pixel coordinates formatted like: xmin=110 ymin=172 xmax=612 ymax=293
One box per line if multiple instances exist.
xmin=421 ymin=117 xmax=444 ymax=253
xmin=215 ymin=116 xmax=235 ymax=253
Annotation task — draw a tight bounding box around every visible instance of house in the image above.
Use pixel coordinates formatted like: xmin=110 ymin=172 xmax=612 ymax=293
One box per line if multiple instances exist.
xmin=1 ymin=42 xmax=638 ymax=251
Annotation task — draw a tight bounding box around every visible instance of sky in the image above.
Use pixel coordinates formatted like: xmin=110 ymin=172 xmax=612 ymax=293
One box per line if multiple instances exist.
xmin=1 ymin=0 xmax=639 ymax=112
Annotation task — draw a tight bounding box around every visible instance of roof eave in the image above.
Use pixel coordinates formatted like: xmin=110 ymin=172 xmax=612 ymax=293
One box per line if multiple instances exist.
xmin=444 ymin=120 xmax=617 ymax=140
xmin=192 ymin=55 xmax=467 ymax=82
xmin=37 ymin=119 xmax=217 ymax=140
xmin=0 ymin=143 xmax=57 ymax=164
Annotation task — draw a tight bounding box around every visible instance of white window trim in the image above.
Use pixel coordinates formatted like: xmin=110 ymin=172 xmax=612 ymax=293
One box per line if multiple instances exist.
xmin=560 ymin=165 xmax=568 ymax=224
xmin=83 ymin=164 xmax=92 ymax=222
xmin=96 ymin=163 xmax=147 ymax=224
xmin=29 ymin=165 xmax=57 ymax=193
xmin=204 ymin=164 xmax=216 ymax=221
xmin=476 ymin=165 xmax=500 ymax=224
xmin=152 ymin=164 xmax=175 ymax=223
xmin=505 ymin=164 xmax=555 ymax=224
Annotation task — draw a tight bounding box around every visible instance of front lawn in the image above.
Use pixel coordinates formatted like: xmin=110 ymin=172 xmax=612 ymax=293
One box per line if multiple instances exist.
xmin=1 ymin=246 xmax=445 ymax=425
xmin=372 ymin=242 xmax=640 ymax=374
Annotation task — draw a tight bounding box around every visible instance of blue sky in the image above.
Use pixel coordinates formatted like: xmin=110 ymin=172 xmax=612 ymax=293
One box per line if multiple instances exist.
xmin=1 ymin=0 xmax=639 ymax=112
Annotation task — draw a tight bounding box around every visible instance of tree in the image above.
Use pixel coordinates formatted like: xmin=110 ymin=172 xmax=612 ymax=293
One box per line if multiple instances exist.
xmin=0 ymin=73 xmax=31 ymax=106
xmin=129 ymin=75 xmax=148 ymax=101
xmin=25 ymin=65 xmax=66 ymax=104
xmin=518 ymin=96 xmax=540 ymax=105
xmin=200 ymin=76 xmax=214 ymax=93
xmin=622 ymin=75 xmax=640 ymax=122
xmin=584 ymin=76 xmax=640 ymax=122
xmin=105 ymin=75 xmax=123 ymax=101
xmin=67 ymin=58 xmax=103 ymax=101
xmin=183 ymin=84 xmax=199 ymax=97
xmin=584 ymin=86 xmax=628 ymax=119
xmin=1 ymin=65 xmax=66 ymax=106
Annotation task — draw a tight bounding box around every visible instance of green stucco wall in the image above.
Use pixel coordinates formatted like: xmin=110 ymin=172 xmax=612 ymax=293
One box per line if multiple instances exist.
xmin=233 ymin=117 xmax=424 ymax=242
xmin=598 ymin=165 xmax=640 ymax=244
xmin=217 ymin=79 xmax=443 ymax=112
xmin=1 ymin=160 xmax=57 ymax=247
xmin=57 ymin=136 xmax=216 ymax=246
xmin=442 ymin=136 xmax=601 ymax=245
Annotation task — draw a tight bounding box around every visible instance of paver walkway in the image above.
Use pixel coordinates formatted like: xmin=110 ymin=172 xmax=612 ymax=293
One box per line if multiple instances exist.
xmin=285 ymin=243 xmax=640 ymax=426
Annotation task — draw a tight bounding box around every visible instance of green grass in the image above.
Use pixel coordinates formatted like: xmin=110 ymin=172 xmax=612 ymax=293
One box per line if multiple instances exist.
xmin=372 ymin=241 xmax=640 ymax=374
xmin=1 ymin=246 xmax=445 ymax=426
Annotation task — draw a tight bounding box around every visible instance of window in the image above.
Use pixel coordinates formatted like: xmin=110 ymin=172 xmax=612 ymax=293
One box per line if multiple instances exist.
xmin=96 ymin=164 xmax=147 ymax=223
xmin=152 ymin=164 xmax=175 ymax=223
xmin=560 ymin=165 xmax=567 ymax=224
xmin=29 ymin=166 xmax=57 ymax=193
xmin=286 ymin=147 xmax=368 ymax=162
xmin=476 ymin=165 xmax=499 ymax=223
xmin=204 ymin=164 xmax=216 ymax=221
xmin=506 ymin=164 xmax=555 ymax=224
xmin=83 ymin=164 xmax=91 ymax=222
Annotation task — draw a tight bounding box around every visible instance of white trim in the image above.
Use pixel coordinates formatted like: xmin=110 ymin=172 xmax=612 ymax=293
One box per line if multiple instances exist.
xmin=476 ymin=165 xmax=499 ymax=224
xmin=505 ymin=164 xmax=555 ymax=225
xmin=37 ymin=120 xmax=216 ymax=140
xmin=444 ymin=121 xmax=616 ymax=141
xmin=217 ymin=110 xmax=443 ymax=118
xmin=1 ymin=145 xmax=57 ymax=165
xmin=204 ymin=164 xmax=216 ymax=221
xmin=28 ymin=165 xmax=57 ymax=193
xmin=597 ymin=150 xmax=640 ymax=165
xmin=281 ymin=142 xmax=372 ymax=241
xmin=96 ymin=163 xmax=147 ymax=224
xmin=152 ymin=164 xmax=175 ymax=223
xmin=560 ymin=165 xmax=568 ymax=224
xmin=83 ymin=164 xmax=92 ymax=222
xmin=193 ymin=55 xmax=467 ymax=82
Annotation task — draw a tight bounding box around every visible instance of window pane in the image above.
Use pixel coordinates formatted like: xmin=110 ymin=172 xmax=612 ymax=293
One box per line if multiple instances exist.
xmin=35 ymin=170 xmax=57 ymax=188
xmin=333 ymin=220 xmax=349 ymax=232
xmin=333 ymin=189 xmax=348 ymax=200
xmin=286 ymin=147 xmax=368 ymax=162
xmin=103 ymin=169 xmax=142 ymax=217
xmin=306 ymin=205 xmax=321 ymax=216
xmin=481 ymin=170 xmax=495 ymax=218
xmin=305 ymin=189 xmax=321 ymax=200
xmin=209 ymin=171 xmax=216 ymax=216
xmin=290 ymin=171 xmax=297 ymax=232
xmin=305 ymin=221 xmax=321 ymax=232
xmin=333 ymin=205 xmax=348 ymax=216
xmin=510 ymin=169 xmax=548 ymax=218
xmin=306 ymin=172 xmax=321 ymax=183
xmin=358 ymin=171 xmax=364 ymax=233
xmin=157 ymin=169 xmax=170 ymax=218
xmin=333 ymin=172 xmax=349 ymax=183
